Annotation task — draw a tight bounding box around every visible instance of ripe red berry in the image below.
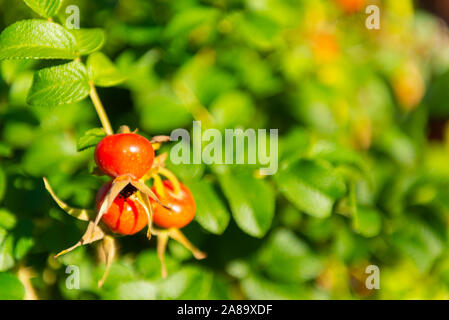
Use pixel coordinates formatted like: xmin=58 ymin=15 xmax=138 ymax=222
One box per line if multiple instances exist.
xmin=94 ymin=133 xmax=155 ymax=179
xmin=96 ymin=182 xmax=149 ymax=235
xmin=151 ymin=181 xmax=196 ymax=229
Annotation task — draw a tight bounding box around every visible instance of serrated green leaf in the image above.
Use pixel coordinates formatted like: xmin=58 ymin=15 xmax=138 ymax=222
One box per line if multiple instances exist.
xmin=87 ymin=52 xmax=127 ymax=87
xmin=71 ymin=29 xmax=105 ymax=55
xmin=0 ymin=273 xmax=25 ymax=300
xmin=275 ymin=159 xmax=347 ymax=218
xmin=23 ymin=0 xmax=63 ymax=18
xmin=0 ymin=20 xmax=77 ymax=60
xmin=27 ymin=61 xmax=90 ymax=107
xmin=187 ymin=180 xmax=230 ymax=235
xmin=217 ymin=168 xmax=274 ymax=238
xmin=77 ymin=128 xmax=106 ymax=152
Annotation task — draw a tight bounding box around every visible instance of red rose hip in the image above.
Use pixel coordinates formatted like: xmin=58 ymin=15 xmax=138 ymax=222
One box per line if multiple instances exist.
xmin=151 ymin=181 xmax=196 ymax=229
xmin=94 ymin=133 xmax=155 ymax=179
xmin=96 ymin=182 xmax=149 ymax=235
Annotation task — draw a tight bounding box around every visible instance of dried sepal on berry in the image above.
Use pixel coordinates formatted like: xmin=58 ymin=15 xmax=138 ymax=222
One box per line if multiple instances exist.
xmin=54 ymin=221 xmax=106 ymax=258
xmin=90 ymin=175 xmax=170 ymax=240
xmin=90 ymin=178 xmax=130 ymax=241
xmin=43 ymin=177 xmax=95 ymax=221
xmin=96 ymin=182 xmax=149 ymax=236
xmin=136 ymin=190 xmax=153 ymax=240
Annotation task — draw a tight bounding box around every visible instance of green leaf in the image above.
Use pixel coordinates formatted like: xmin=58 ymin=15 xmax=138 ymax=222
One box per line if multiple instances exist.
xmin=0 ymin=273 xmax=25 ymax=300
xmin=139 ymin=92 xmax=192 ymax=133
xmin=275 ymin=159 xmax=347 ymax=218
xmin=27 ymin=61 xmax=90 ymax=107
xmin=257 ymin=228 xmax=323 ymax=283
xmin=87 ymin=52 xmax=127 ymax=87
xmin=164 ymin=142 xmax=205 ymax=182
xmin=22 ymin=131 xmax=84 ymax=176
xmin=0 ymin=233 xmax=14 ymax=271
xmin=217 ymin=168 xmax=275 ymax=238
xmin=376 ymin=127 xmax=416 ymax=166
xmin=241 ymin=274 xmax=306 ymax=299
xmin=187 ymin=180 xmax=230 ymax=235
xmin=310 ymin=140 xmax=368 ymax=176
xmin=0 ymin=209 xmax=17 ymax=230
xmin=0 ymin=143 xmax=13 ymax=158
xmin=111 ymin=280 xmax=158 ymax=299
xmin=3 ymin=122 xmax=35 ymax=148
xmin=0 ymin=20 xmax=77 ymax=60
xmin=279 ymin=127 xmax=310 ymax=161
xmin=353 ymin=206 xmax=382 ymax=237
xmin=210 ymin=90 xmax=255 ymax=129
xmin=392 ymin=219 xmax=444 ymax=273
xmin=23 ymin=0 xmax=63 ymax=18
xmin=14 ymin=237 xmax=34 ymax=260
xmin=135 ymin=250 xmax=178 ymax=279
xmin=164 ymin=7 xmax=220 ymax=39
xmin=71 ymin=29 xmax=105 ymax=55
xmin=77 ymin=128 xmax=106 ymax=152
xmin=0 ymin=167 xmax=6 ymax=203
xmin=234 ymin=12 xmax=281 ymax=50
xmin=158 ymin=266 xmax=215 ymax=299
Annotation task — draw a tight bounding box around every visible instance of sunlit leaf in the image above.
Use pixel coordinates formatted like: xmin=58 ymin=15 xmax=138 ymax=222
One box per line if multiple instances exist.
xmin=87 ymin=52 xmax=127 ymax=87
xmin=187 ymin=180 xmax=230 ymax=235
xmin=275 ymin=159 xmax=347 ymax=218
xmin=353 ymin=206 xmax=382 ymax=238
xmin=23 ymin=0 xmax=63 ymax=18
xmin=217 ymin=168 xmax=275 ymax=238
xmin=257 ymin=229 xmax=323 ymax=282
xmin=77 ymin=128 xmax=106 ymax=152
xmin=27 ymin=61 xmax=90 ymax=106
xmin=71 ymin=29 xmax=105 ymax=55
xmin=0 ymin=273 xmax=25 ymax=300
xmin=0 ymin=20 xmax=77 ymax=60
xmin=0 ymin=233 xmax=14 ymax=271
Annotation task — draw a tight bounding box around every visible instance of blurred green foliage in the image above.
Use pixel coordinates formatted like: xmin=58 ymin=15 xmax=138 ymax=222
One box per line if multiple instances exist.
xmin=1 ymin=0 xmax=449 ymax=300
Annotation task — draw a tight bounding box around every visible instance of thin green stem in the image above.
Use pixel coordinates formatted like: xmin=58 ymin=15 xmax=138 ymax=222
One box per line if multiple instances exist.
xmin=89 ymin=82 xmax=113 ymax=135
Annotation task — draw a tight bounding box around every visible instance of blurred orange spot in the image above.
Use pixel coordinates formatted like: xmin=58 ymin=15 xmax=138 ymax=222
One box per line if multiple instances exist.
xmin=335 ymin=0 xmax=366 ymax=14
xmin=309 ymin=32 xmax=340 ymax=64
xmin=392 ymin=63 xmax=425 ymax=112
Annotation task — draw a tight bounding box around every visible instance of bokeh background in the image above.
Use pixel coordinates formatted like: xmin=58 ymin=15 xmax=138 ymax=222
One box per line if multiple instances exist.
xmin=2 ymin=0 xmax=449 ymax=299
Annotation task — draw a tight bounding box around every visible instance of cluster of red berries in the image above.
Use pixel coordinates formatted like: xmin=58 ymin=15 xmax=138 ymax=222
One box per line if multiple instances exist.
xmin=94 ymin=132 xmax=196 ymax=235
xmin=45 ymin=128 xmax=204 ymax=284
